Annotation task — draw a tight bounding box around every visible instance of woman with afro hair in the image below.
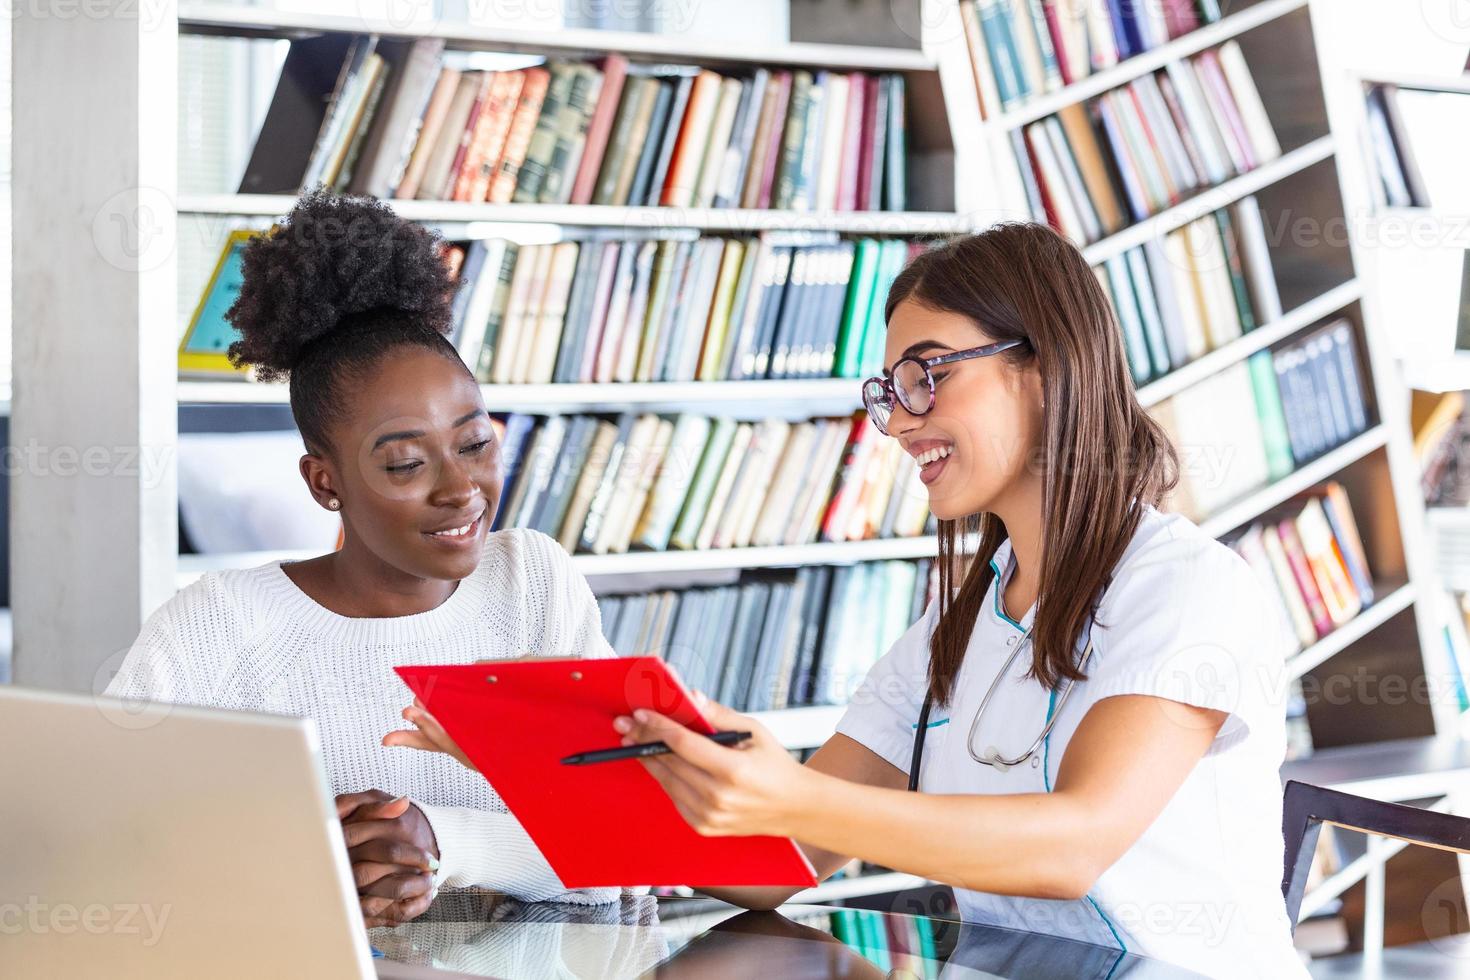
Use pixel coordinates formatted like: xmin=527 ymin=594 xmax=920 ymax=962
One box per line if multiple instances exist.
xmin=106 ymin=190 xmax=621 ymax=926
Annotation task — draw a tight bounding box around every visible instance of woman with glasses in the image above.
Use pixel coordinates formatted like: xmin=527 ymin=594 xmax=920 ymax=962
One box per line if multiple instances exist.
xmin=401 ymin=222 xmax=1304 ymax=978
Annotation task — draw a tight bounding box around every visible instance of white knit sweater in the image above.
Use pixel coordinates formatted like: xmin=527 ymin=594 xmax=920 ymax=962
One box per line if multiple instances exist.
xmin=105 ymin=528 xmax=619 ymax=905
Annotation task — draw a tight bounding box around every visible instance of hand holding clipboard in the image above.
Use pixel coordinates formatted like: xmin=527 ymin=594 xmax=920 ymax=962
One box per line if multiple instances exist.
xmin=388 ymin=657 xmax=816 ymax=888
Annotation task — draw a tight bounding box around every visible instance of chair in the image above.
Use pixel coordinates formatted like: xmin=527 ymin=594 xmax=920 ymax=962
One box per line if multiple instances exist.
xmin=1282 ymin=780 xmax=1470 ymax=973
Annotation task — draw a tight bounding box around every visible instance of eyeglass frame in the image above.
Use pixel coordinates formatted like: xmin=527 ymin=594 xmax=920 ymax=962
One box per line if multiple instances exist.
xmin=862 ymin=338 xmax=1028 ymax=435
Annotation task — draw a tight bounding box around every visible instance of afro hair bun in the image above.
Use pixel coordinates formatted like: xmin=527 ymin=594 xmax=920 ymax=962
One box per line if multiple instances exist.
xmin=225 ymin=188 xmax=458 ymax=381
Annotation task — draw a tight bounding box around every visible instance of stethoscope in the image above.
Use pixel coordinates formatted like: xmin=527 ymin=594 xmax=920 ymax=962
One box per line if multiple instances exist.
xmin=906 ymin=620 xmax=1097 ymax=792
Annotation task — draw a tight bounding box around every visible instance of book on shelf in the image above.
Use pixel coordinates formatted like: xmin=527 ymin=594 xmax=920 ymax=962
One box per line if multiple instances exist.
xmin=957 ymin=0 xmax=1226 ymax=120
xmin=491 ymin=411 xmax=932 ymax=556
xmin=238 ymin=34 xmax=914 ymax=212
xmin=436 ymin=232 xmax=918 ymax=385
xmin=597 ymin=557 xmax=934 ymax=713
xmin=1091 ymin=195 xmax=1280 ymax=384
xmin=1008 ymin=40 xmax=1279 ymax=243
xmin=1362 ymin=83 xmax=1470 ymax=212
xmin=1223 ymin=480 xmax=1375 ymax=655
xmin=1150 ymin=318 xmax=1371 ymax=522
xmin=1361 ymin=85 xmax=1413 ymax=208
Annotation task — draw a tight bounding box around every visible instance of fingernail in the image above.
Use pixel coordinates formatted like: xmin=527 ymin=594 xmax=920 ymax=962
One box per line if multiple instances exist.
xmin=427 ymin=855 xmax=440 ymax=873
xmin=693 ymin=690 xmax=708 ymax=706
xmin=634 ymin=709 xmax=649 ymax=722
xmin=612 ymin=716 xmax=631 ymax=733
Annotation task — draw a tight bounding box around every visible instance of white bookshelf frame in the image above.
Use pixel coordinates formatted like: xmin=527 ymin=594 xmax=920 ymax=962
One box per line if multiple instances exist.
xmin=177 ymin=194 xmax=974 ymax=236
xmin=1308 ymin=10 xmax=1448 ymax=735
xmin=179 ymin=376 xmax=868 ymax=415
xmin=174 ymin=536 xmax=943 ymax=589
xmin=178 ymin=2 xmax=939 ymax=72
xmin=1196 ymin=425 xmax=1389 ymax=539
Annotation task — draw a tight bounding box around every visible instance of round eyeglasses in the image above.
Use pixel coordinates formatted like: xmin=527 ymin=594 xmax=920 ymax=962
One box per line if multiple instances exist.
xmin=861 ymin=339 xmax=1027 ymax=435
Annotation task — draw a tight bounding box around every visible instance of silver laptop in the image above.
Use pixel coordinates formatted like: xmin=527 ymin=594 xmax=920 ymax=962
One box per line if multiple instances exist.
xmin=0 ymin=685 xmax=377 ymax=979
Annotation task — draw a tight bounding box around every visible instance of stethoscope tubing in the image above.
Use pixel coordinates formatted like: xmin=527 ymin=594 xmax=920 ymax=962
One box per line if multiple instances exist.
xmin=907 ymin=625 xmax=1096 ymax=792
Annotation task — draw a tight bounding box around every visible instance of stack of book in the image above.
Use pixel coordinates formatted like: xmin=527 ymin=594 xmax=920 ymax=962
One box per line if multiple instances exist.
xmin=1094 ymin=195 xmax=1281 ymax=385
xmin=1225 ymin=482 xmax=1375 ymax=656
xmin=1152 ymin=319 xmax=1371 ymax=520
xmin=491 ymin=412 xmax=933 ymax=555
xmin=958 ymin=0 xmax=1226 ymax=119
xmin=599 ymin=559 xmax=933 ymax=712
xmin=240 ymin=35 xmax=912 ymax=212
xmin=1010 ymin=41 xmax=1280 ymax=241
xmin=441 ymin=234 xmax=919 ymax=385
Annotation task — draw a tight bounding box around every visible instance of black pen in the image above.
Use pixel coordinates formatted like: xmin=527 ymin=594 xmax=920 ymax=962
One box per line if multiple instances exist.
xmin=561 ymin=730 xmax=753 ymax=766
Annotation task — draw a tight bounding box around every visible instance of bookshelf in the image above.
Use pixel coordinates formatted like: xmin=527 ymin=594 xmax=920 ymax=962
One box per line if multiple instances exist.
xmin=973 ymin=0 xmax=1310 ymax=133
xmin=1320 ymin=54 xmax=1470 ymax=731
xmin=1077 ymin=135 xmax=1337 ymax=266
xmin=787 ymin=1 xmax=1447 ymax=924
xmin=6 ymin=0 xmax=1441 ymax=912
xmin=1345 ymin=64 xmax=1470 ymax=391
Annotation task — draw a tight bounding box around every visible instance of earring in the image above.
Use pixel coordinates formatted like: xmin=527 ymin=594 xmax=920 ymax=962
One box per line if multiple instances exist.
xmin=327 ymin=498 xmax=341 ymax=511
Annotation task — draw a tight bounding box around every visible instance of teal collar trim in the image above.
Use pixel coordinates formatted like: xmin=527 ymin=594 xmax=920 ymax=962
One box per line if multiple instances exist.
xmin=986 ymin=559 xmax=1026 ymax=632
xmin=911 ymin=716 xmax=950 ymax=730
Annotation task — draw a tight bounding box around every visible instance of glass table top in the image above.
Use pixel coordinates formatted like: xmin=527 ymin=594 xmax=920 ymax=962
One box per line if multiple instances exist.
xmin=370 ymin=892 xmax=1206 ymax=979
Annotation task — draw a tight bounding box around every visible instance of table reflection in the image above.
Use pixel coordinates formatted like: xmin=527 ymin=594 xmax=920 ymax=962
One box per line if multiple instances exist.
xmin=371 ymin=893 xmax=668 ymax=978
xmin=371 ymin=892 xmax=1205 ymax=979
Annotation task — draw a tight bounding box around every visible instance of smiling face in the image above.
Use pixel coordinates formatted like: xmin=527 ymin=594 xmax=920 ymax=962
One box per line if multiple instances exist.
xmin=882 ymin=297 xmax=1046 ymax=522
xmin=305 ymin=347 xmax=502 ymax=583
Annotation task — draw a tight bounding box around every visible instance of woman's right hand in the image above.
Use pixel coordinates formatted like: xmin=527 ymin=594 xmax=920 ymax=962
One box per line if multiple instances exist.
xmin=382 ymin=698 xmax=477 ymax=772
xmin=335 ymin=790 xmax=439 ymax=927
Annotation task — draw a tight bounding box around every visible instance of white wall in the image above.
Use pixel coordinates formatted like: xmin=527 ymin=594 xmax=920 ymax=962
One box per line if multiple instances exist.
xmin=1316 ymin=0 xmax=1468 ymax=76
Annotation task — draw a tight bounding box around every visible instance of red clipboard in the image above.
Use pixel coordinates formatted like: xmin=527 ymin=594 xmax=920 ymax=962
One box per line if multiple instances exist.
xmin=394 ymin=657 xmax=818 ymax=888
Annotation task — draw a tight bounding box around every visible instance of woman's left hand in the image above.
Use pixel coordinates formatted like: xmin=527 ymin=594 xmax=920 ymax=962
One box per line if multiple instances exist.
xmin=382 ymin=698 xmax=476 ymax=772
xmin=614 ymin=693 xmax=813 ymax=839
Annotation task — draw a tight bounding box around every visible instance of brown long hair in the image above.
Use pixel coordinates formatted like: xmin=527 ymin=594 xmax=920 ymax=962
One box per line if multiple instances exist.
xmin=886 ymin=223 xmax=1178 ymax=704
